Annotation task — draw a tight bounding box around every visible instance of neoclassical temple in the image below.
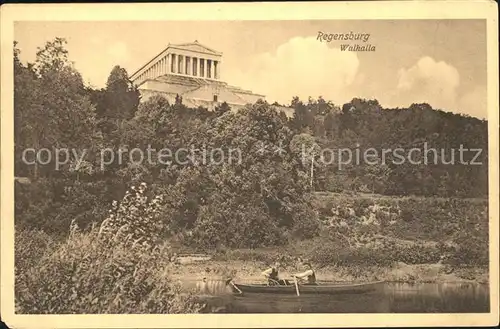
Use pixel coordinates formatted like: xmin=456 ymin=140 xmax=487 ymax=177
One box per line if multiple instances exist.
xmin=130 ymin=41 xmax=269 ymax=111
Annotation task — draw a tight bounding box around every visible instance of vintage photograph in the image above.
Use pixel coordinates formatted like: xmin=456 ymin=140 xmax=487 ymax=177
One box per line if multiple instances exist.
xmin=1 ymin=2 xmax=498 ymax=328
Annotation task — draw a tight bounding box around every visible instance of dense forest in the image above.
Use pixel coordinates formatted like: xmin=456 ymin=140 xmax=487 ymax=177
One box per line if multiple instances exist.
xmin=14 ymin=38 xmax=488 ymax=248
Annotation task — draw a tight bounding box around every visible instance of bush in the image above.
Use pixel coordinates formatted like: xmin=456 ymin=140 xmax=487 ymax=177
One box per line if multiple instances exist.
xmin=380 ymin=243 xmax=442 ymax=265
xmin=98 ymin=182 xmax=166 ymax=250
xmin=187 ymin=195 xmax=285 ymax=249
xmin=291 ymin=214 xmax=320 ymax=240
xmin=15 ymin=182 xmax=201 ymax=314
xmin=15 ymin=227 xmax=200 ymax=314
xmin=307 ymin=242 xmax=345 ymax=268
xmin=306 ymin=242 xmax=393 ymax=268
xmin=15 ymin=178 xmax=120 ymax=238
xmin=447 ymin=233 xmax=489 ymax=266
xmin=352 ymin=198 xmax=374 ymax=216
xmin=15 ymin=228 xmax=55 ymax=277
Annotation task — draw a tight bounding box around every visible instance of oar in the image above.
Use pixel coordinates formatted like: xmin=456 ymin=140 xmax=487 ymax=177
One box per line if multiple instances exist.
xmin=229 ymin=280 xmax=243 ymax=294
xmin=293 ymin=276 xmax=300 ymax=296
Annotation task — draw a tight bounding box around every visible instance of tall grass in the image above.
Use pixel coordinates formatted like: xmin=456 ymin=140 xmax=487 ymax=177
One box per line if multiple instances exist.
xmin=15 ymin=225 xmax=202 ymax=313
xmin=15 ymin=183 xmax=202 ymax=314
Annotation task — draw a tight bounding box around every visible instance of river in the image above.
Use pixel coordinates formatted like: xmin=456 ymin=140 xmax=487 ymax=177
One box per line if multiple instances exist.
xmin=197 ymin=282 xmax=490 ymax=313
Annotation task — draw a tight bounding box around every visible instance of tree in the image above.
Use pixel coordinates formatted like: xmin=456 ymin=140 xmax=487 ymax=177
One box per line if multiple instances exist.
xmin=33 ymin=37 xmax=70 ymax=77
xmin=103 ymin=65 xmax=140 ymax=120
xmin=14 ymin=38 xmax=98 ymax=179
xmin=290 ymin=96 xmax=313 ymax=132
xmin=214 ymin=101 xmax=230 ymax=116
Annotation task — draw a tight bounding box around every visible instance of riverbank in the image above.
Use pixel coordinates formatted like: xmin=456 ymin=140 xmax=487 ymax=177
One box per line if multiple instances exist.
xmin=168 ymin=259 xmax=489 ymax=285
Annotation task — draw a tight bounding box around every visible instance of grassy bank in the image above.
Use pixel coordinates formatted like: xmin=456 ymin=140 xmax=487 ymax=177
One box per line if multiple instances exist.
xmin=167 ymin=259 xmax=489 ymax=285
xmin=172 ymin=192 xmax=489 ymax=285
xmin=14 ymin=192 xmax=489 ymax=312
xmin=15 ymin=228 xmax=202 ymax=314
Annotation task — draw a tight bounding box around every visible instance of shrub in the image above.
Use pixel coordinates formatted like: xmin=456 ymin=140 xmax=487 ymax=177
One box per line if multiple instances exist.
xmin=15 ymin=181 xmax=202 ymax=314
xmin=15 ymin=178 xmax=120 ymax=238
xmin=307 ymin=243 xmax=346 ymax=268
xmin=188 ymin=194 xmax=285 ymax=249
xmin=98 ymin=182 xmax=166 ymax=250
xmin=382 ymin=243 xmax=442 ymax=264
xmin=352 ymin=198 xmax=374 ymax=216
xmin=291 ymin=214 xmax=320 ymax=240
xmin=447 ymin=233 xmax=489 ymax=266
xmin=15 ymin=227 xmax=200 ymax=314
xmin=15 ymin=228 xmax=55 ymax=277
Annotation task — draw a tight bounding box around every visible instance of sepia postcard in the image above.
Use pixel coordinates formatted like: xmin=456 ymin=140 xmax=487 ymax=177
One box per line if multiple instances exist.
xmin=1 ymin=1 xmax=499 ymax=328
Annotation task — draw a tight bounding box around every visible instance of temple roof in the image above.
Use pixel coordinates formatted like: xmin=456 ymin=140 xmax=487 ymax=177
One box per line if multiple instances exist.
xmin=167 ymin=40 xmax=222 ymax=56
xmin=155 ymin=74 xmax=228 ymax=88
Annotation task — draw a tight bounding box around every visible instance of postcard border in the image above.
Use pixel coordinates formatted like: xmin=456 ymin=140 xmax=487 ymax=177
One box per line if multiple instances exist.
xmin=1 ymin=2 xmax=499 ymax=328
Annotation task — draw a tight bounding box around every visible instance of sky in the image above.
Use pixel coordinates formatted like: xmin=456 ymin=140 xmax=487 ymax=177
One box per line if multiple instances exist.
xmin=14 ymin=20 xmax=487 ymax=119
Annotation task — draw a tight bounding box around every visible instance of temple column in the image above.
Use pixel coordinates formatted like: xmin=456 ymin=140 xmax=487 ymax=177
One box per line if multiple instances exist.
xmin=186 ymin=56 xmax=191 ymax=75
xmin=213 ymin=61 xmax=218 ymax=79
xmin=206 ymin=60 xmax=211 ymax=79
xmin=199 ymin=58 xmax=203 ymax=77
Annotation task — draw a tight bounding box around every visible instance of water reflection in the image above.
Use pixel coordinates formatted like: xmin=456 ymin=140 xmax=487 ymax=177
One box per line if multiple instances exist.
xmin=197 ymin=282 xmax=489 ymax=313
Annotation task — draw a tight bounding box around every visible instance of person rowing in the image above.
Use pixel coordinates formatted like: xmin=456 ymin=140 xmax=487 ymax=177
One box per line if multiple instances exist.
xmin=261 ymin=261 xmax=289 ymax=286
xmin=293 ymin=262 xmax=317 ymax=285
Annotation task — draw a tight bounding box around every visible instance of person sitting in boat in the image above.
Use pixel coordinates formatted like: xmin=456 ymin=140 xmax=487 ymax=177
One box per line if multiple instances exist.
xmin=293 ymin=262 xmax=317 ymax=285
xmin=295 ymin=257 xmax=304 ymax=271
xmin=261 ymin=262 xmax=288 ymax=285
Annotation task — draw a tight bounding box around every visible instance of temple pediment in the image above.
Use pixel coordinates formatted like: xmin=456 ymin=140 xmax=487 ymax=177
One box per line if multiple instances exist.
xmin=168 ymin=40 xmax=222 ymax=56
xmin=130 ymin=40 xmax=272 ymax=113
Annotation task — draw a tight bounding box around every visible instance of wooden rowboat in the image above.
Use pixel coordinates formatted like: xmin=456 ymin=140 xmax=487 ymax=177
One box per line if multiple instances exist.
xmin=231 ymin=280 xmax=385 ymax=295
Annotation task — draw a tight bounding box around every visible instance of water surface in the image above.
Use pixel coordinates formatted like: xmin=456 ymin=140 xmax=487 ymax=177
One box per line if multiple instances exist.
xmin=199 ymin=282 xmax=490 ymax=313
